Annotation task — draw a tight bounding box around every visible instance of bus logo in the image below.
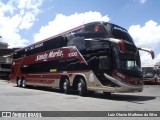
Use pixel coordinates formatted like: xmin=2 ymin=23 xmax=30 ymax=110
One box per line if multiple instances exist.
xmin=35 ymin=50 xmax=63 ymax=61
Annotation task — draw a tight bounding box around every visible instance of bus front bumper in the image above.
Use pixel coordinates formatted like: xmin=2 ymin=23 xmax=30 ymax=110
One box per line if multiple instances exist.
xmin=88 ymin=73 xmax=143 ymax=93
xmin=102 ymin=73 xmax=143 ymax=93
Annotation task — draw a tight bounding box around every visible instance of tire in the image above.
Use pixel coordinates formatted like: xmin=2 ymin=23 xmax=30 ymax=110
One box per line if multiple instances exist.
xmin=17 ymin=78 xmax=22 ymax=87
xmin=21 ymin=78 xmax=26 ymax=88
xmin=155 ymin=78 xmax=159 ymax=85
xmin=77 ymin=78 xmax=87 ymax=96
xmin=61 ymin=78 xmax=70 ymax=94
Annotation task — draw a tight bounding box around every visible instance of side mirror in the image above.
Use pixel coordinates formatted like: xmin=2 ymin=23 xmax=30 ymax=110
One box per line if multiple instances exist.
xmin=150 ymin=50 xmax=155 ymax=59
xmin=138 ymin=48 xmax=154 ymax=59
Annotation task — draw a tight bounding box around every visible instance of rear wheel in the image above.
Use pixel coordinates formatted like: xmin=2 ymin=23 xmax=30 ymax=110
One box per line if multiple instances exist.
xmin=21 ymin=78 xmax=26 ymax=88
xmin=17 ymin=78 xmax=21 ymax=87
xmin=77 ymin=78 xmax=87 ymax=96
xmin=157 ymin=79 xmax=160 ymax=84
xmin=61 ymin=78 xmax=70 ymax=94
xmin=155 ymin=78 xmax=159 ymax=84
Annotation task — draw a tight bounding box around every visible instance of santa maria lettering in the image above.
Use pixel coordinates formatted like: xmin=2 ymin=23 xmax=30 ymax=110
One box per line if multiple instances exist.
xmin=36 ymin=53 xmax=48 ymax=61
xmin=48 ymin=50 xmax=63 ymax=58
xmin=35 ymin=50 xmax=63 ymax=61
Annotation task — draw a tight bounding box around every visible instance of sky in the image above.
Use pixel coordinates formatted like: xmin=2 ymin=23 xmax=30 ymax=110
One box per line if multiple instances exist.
xmin=0 ymin=0 xmax=160 ymax=65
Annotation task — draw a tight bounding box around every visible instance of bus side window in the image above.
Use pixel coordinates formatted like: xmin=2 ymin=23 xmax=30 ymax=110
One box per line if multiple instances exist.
xmin=67 ymin=28 xmax=85 ymax=51
xmin=67 ymin=36 xmax=85 ymax=51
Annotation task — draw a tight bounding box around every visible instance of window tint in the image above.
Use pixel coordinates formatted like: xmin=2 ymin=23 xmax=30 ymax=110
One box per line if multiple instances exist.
xmin=67 ymin=23 xmax=109 ymax=51
xmin=13 ymin=36 xmax=67 ymax=59
xmin=13 ymin=50 xmax=25 ymax=59
xmin=112 ymin=26 xmax=134 ymax=43
xmin=70 ymin=24 xmax=107 ymax=40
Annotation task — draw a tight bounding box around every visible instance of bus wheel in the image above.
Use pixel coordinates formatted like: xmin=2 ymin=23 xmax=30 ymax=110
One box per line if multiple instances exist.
xmin=17 ymin=78 xmax=22 ymax=87
xmin=62 ymin=78 xmax=70 ymax=94
xmin=155 ymin=79 xmax=159 ymax=84
xmin=77 ymin=78 xmax=87 ymax=96
xmin=21 ymin=78 xmax=26 ymax=88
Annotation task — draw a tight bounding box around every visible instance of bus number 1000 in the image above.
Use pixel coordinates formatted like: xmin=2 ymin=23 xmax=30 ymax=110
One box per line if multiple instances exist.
xmin=68 ymin=52 xmax=78 ymax=57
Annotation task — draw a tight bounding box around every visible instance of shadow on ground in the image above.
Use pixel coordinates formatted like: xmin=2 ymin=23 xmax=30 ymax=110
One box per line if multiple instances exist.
xmin=14 ymin=85 xmax=156 ymax=103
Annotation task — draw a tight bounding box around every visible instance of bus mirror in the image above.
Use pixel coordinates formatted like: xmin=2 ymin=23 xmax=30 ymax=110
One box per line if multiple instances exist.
xmin=150 ymin=50 xmax=155 ymax=59
xmin=138 ymin=48 xmax=155 ymax=59
xmin=99 ymin=56 xmax=111 ymax=70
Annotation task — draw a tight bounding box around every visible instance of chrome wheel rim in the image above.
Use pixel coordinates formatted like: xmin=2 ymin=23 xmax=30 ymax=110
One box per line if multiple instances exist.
xmin=63 ymin=81 xmax=67 ymax=90
xmin=22 ymin=80 xmax=25 ymax=87
xmin=17 ymin=79 xmax=21 ymax=86
xmin=78 ymin=82 xmax=81 ymax=91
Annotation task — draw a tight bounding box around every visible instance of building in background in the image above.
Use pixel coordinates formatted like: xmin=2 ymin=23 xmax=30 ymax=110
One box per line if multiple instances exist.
xmin=0 ymin=41 xmax=17 ymax=79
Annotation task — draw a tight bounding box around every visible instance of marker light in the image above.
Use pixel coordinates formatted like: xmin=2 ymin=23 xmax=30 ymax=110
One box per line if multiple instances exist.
xmin=94 ymin=25 xmax=100 ymax=32
xmin=118 ymin=40 xmax=125 ymax=53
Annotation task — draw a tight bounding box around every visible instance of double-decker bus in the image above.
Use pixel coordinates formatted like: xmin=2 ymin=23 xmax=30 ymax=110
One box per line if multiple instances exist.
xmin=9 ymin=21 xmax=154 ymax=96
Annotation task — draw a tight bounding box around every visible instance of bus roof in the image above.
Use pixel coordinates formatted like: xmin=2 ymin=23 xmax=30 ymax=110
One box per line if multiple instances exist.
xmin=14 ymin=21 xmax=125 ymax=53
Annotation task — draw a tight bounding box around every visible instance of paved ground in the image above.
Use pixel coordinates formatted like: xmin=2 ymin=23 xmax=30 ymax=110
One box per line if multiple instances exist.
xmin=0 ymin=80 xmax=160 ymax=120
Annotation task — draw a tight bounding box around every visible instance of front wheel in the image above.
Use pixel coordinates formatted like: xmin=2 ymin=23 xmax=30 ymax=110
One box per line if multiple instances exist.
xmin=77 ymin=78 xmax=87 ymax=96
xmin=21 ymin=78 xmax=26 ymax=88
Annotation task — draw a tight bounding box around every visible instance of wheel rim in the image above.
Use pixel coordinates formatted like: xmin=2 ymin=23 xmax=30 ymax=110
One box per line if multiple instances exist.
xmin=63 ymin=81 xmax=67 ymax=90
xmin=17 ymin=79 xmax=21 ymax=86
xmin=22 ymin=79 xmax=25 ymax=87
xmin=78 ymin=82 xmax=82 ymax=91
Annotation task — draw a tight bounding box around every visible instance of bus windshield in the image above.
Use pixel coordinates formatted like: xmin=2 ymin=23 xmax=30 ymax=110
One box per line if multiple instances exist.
xmin=114 ymin=47 xmax=141 ymax=77
xmin=120 ymin=60 xmax=139 ymax=70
